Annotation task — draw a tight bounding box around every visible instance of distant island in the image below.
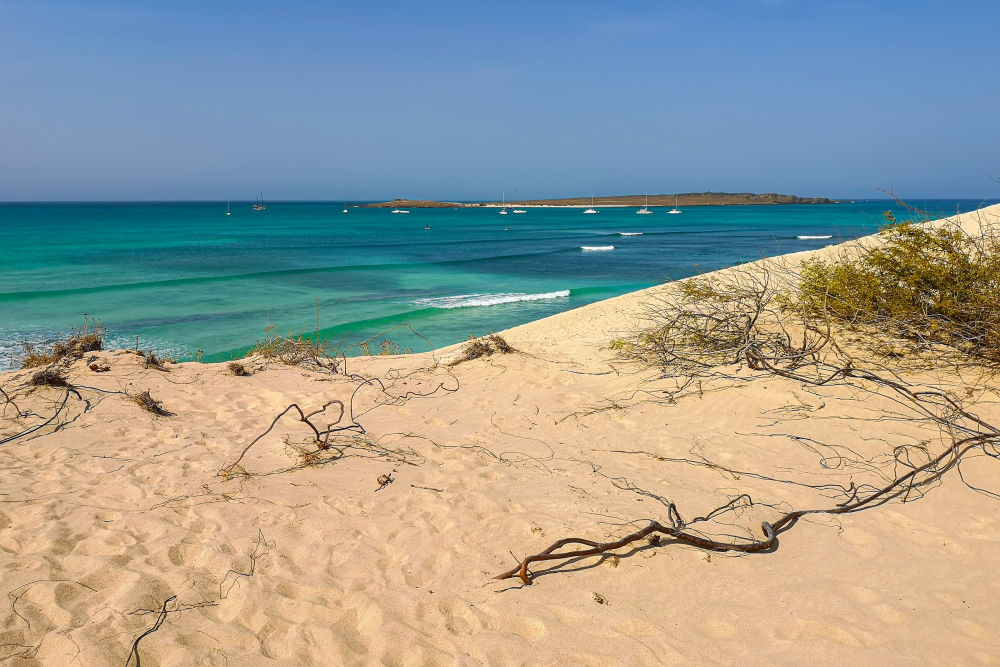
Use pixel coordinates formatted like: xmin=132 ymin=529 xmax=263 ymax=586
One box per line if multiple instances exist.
xmin=361 ymin=192 xmax=836 ymax=208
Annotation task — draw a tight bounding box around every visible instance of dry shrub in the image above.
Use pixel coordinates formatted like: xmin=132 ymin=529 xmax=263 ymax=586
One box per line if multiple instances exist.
xmin=21 ymin=323 xmax=105 ymax=369
xmin=132 ymin=389 xmax=170 ymax=416
xmin=796 ymin=215 xmax=1000 ymax=366
xmin=449 ymin=333 xmax=516 ymax=366
xmin=227 ymin=361 xmax=251 ymax=376
xmin=615 ymin=212 xmax=1000 ymax=376
xmin=612 ymin=268 xmax=797 ymax=375
xmin=138 ymin=350 xmax=172 ymax=372
xmin=29 ymin=367 xmax=70 ymax=387
xmin=248 ymin=321 xmax=340 ymax=372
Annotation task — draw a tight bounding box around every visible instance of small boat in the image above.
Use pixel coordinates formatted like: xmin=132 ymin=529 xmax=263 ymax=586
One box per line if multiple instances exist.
xmin=425 ymin=224 xmax=430 ymax=230
xmin=504 ymin=226 xmax=509 ymax=230
xmin=253 ymin=193 xmax=266 ymax=211
xmin=392 ymin=208 xmax=410 ymax=213
xmin=513 ymin=209 xmax=526 ymax=214
xmin=226 ymin=202 xmax=231 ymax=216
xmin=343 ymin=202 xmax=348 ymax=213
xmin=583 ymin=194 xmax=598 ymax=214
xmin=669 ymin=195 xmax=682 ymax=214
xmin=637 ymin=194 xmax=652 ymax=214
xmin=500 ymin=192 xmax=508 ymax=214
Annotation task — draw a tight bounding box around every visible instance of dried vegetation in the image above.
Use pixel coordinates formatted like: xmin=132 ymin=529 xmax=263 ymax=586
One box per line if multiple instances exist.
xmin=449 ymin=333 xmax=516 ymax=366
xmin=20 ymin=320 xmax=105 ymax=369
xmin=499 ymin=207 xmax=1000 ymax=584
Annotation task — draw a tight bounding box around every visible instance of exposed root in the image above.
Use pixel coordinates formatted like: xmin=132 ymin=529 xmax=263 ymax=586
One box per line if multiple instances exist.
xmin=220 ymin=400 xmax=350 ymax=475
xmin=497 ymin=427 xmax=998 ymax=584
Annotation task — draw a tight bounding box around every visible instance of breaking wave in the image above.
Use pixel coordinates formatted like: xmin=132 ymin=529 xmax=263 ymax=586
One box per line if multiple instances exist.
xmin=797 ymin=235 xmax=833 ymax=240
xmin=415 ymin=290 xmax=571 ymax=309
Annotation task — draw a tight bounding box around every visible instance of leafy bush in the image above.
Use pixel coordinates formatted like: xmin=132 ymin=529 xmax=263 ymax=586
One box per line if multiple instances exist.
xmin=797 ymin=219 xmax=1000 ymax=363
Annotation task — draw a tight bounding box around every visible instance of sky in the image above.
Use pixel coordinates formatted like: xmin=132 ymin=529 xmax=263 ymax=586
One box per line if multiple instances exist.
xmin=1 ymin=0 xmax=998 ymax=201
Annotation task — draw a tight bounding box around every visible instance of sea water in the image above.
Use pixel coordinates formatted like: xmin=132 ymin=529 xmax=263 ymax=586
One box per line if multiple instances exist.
xmin=0 ymin=200 xmax=991 ymax=368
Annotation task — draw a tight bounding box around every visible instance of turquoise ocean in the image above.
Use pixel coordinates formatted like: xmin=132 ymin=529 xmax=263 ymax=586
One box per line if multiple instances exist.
xmin=0 ymin=200 xmax=993 ymax=369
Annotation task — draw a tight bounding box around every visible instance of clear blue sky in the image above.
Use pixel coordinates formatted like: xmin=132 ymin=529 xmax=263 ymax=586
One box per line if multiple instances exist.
xmin=1 ymin=0 xmax=997 ymax=201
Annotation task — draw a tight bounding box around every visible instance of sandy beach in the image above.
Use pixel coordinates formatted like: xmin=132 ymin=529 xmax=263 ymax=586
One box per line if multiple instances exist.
xmin=2 ymin=205 xmax=1000 ymax=666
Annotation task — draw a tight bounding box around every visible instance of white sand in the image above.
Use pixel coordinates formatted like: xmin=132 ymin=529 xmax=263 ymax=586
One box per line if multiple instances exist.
xmin=2 ymin=205 xmax=999 ymax=665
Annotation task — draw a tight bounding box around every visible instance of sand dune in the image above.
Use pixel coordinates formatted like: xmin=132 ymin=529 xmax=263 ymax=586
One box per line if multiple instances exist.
xmin=2 ymin=205 xmax=1000 ymax=666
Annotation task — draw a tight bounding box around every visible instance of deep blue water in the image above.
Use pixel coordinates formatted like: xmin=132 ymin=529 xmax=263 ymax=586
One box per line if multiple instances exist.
xmin=0 ymin=199 xmax=992 ymax=367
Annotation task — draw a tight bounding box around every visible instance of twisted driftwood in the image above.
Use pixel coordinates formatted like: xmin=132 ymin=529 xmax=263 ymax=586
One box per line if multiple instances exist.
xmin=496 ymin=431 xmax=996 ymax=585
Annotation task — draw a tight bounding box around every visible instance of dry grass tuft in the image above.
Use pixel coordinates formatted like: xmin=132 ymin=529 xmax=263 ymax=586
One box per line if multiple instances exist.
xmin=131 ymin=389 xmax=170 ymax=416
xmin=227 ymin=361 xmax=251 ymax=376
xmin=359 ymin=339 xmax=413 ymax=356
xmin=29 ymin=367 xmax=70 ymax=387
xmin=21 ymin=323 xmax=105 ymax=369
xmin=247 ymin=320 xmax=340 ymax=372
xmin=449 ymin=333 xmax=516 ymax=366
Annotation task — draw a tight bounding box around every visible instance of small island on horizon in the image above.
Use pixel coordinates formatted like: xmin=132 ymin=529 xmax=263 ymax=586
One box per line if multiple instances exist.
xmin=360 ymin=192 xmax=837 ymax=208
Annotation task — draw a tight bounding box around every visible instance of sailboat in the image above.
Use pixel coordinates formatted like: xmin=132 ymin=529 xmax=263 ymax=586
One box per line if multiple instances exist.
xmin=637 ymin=194 xmax=652 ymax=214
xmin=392 ymin=199 xmax=410 ymax=213
xmin=253 ymin=193 xmax=266 ymax=211
xmin=669 ymin=195 xmax=682 ymax=214
xmin=226 ymin=202 xmax=231 ymax=216
xmin=583 ymin=195 xmax=598 ymax=214
xmin=500 ymin=192 xmax=508 ymax=214
xmin=343 ymin=202 xmax=348 ymax=213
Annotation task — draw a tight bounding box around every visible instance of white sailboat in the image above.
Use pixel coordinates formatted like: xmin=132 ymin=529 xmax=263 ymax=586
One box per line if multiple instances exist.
xmin=583 ymin=194 xmax=598 ymax=214
xmin=637 ymin=194 xmax=652 ymax=214
xmin=499 ymin=192 xmax=508 ymax=214
xmin=392 ymin=199 xmax=409 ymax=213
xmin=226 ymin=202 xmax=231 ymax=216
xmin=512 ymin=191 xmax=526 ymax=212
xmin=669 ymin=195 xmax=682 ymax=214
xmin=253 ymin=193 xmax=266 ymax=211
xmin=343 ymin=202 xmax=348 ymax=213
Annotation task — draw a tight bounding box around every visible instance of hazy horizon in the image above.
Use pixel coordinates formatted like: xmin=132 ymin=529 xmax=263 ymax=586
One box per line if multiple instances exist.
xmin=2 ymin=1 xmax=998 ymax=202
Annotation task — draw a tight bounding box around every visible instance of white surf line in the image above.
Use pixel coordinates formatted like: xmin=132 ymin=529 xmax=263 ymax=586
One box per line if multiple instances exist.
xmin=416 ymin=290 xmax=571 ymax=309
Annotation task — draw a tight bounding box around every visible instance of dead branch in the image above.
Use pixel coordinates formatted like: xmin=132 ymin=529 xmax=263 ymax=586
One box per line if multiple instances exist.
xmin=220 ymin=400 xmax=349 ymax=475
xmin=497 ymin=429 xmax=998 ymax=584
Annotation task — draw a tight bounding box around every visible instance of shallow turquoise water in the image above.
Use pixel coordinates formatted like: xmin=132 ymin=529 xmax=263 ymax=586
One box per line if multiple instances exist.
xmin=0 ymin=199 xmax=990 ymax=367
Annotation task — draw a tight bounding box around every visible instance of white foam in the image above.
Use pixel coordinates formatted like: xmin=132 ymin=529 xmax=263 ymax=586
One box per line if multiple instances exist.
xmin=416 ymin=290 xmax=571 ymax=309
xmin=797 ymin=235 xmax=833 ymax=240
xmin=581 ymin=245 xmax=615 ymax=251
xmin=618 ymin=232 xmax=643 ymax=236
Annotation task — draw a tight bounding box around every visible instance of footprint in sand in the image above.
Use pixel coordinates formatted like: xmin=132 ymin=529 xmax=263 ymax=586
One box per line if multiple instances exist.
xmin=438 ymin=598 xmax=483 ymax=637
